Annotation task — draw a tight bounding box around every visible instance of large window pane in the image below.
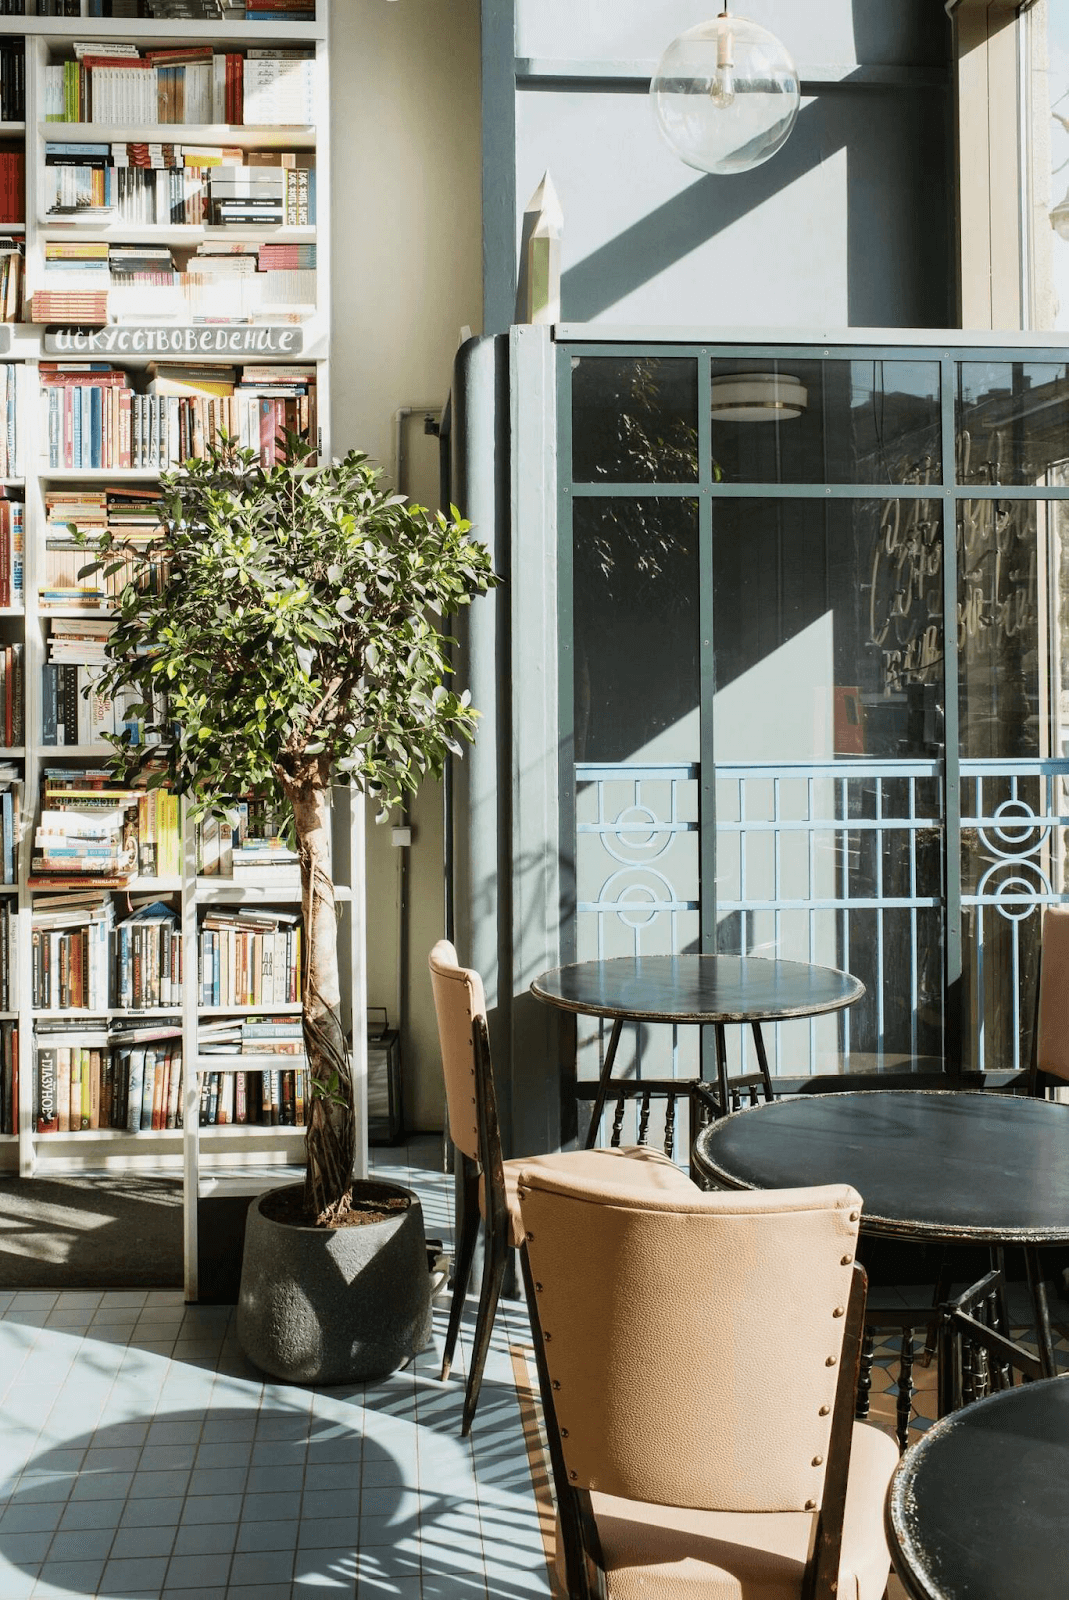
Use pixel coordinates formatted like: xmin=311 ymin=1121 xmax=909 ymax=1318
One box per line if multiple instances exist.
xmin=712 ymin=498 xmax=944 ymax=763
xmin=571 ymin=357 xmax=698 ymax=483
xmin=709 ymin=358 xmax=941 ymax=485
xmin=957 ymin=498 xmax=1069 ymax=759
xmin=572 ymin=496 xmax=699 ymax=763
xmin=957 ymin=362 xmax=1069 ymax=485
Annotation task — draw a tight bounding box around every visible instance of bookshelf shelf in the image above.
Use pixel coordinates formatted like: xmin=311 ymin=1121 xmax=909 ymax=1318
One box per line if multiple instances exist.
xmin=33 ymin=1007 xmax=183 ymax=1020
xmin=0 ymin=2 xmax=339 ymax=1304
xmin=38 ymin=222 xmax=317 ymax=244
xmin=199 ymin=1002 xmax=303 ymax=1016
xmin=194 ymin=879 xmax=349 ymax=902
xmin=37 ymin=121 xmax=316 ymax=150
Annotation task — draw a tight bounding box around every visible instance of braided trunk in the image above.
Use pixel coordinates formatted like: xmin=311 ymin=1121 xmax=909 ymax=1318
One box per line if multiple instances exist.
xmin=288 ymin=781 xmax=354 ymax=1225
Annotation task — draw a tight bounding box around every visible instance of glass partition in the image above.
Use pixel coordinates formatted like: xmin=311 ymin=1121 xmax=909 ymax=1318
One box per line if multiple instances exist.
xmin=561 ymin=341 xmax=1069 ymax=1089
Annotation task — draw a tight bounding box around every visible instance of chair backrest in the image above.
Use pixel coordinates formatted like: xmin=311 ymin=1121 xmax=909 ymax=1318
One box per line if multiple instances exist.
xmin=1037 ymin=906 xmax=1069 ymax=1083
xmin=428 ymin=938 xmax=488 ymax=1163
xmin=517 ymin=1164 xmax=862 ymax=1514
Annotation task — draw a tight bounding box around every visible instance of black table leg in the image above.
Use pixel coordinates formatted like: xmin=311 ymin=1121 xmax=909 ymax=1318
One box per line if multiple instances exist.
xmin=751 ymin=1021 xmax=774 ymax=1102
xmin=1024 ymin=1247 xmax=1059 ymax=1378
xmin=714 ymin=1023 xmax=730 ymax=1117
xmin=583 ymin=1017 xmax=624 ymax=1150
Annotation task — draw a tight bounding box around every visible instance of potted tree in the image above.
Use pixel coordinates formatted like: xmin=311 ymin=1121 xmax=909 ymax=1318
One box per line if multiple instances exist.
xmin=78 ymin=439 xmax=497 ymax=1381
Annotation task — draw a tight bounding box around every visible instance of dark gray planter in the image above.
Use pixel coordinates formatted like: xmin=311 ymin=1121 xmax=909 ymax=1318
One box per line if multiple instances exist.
xmin=236 ymin=1180 xmax=433 ymax=1385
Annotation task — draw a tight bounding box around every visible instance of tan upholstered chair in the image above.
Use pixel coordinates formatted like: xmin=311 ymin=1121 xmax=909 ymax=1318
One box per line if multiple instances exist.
xmin=429 ymin=939 xmax=699 ymax=1435
xmin=516 ymin=1165 xmax=899 ymax=1600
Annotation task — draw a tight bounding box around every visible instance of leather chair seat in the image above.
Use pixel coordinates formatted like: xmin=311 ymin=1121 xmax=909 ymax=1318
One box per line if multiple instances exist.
xmin=559 ymin=1422 xmax=898 ymax=1600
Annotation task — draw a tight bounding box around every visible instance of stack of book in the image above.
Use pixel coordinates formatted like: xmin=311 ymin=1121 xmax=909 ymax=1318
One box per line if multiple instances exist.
xmin=0 ymin=490 xmax=22 ymax=608
xmin=35 ymin=1019 xmax=183 ymax=1133
xmin=43 ymin=143 xmax=314 ymax=229
xmin=0 ymin=365 xmax=27 ymax=477
xmin=199 ymin=907 xmax=302 ymax=1006
xmin=30 ymin=289 xmax=109 ymax=327
xmin=0 ymin=900 xmax=13 ymax=1010
xmin=242 ymin=49 xmax=314 ymax=125
xmin=39 ymin=362 xmax=133 ymax=472
xmin=198 ymin=1018 xmax=307 ymax=1126
xmin=108 ymin=243 xmax=183 ymax=320
xmin=0 ymin=39 xmax=24 ymax=121
xmin=40 ymin=362 xmax=318 ymax=469
xmin=31 ymin=769 xmax=141 ymax=887
xmin=0 ymin=241 xmax=23 ymax=322
xmin=41 ymin=486 xmax=164 ymax=608
xmin=30 ymin=890 xmax=114 ymax=1007
xmin=179 ymin=242 xmax=315 ymax=322
xmin=0 ymin=762 xmax=20 ymax=883
xmin=42 ymin=618 xmax=117 ymax=747
xmin=44 ymin=42 xmax=247 ymax=126
xmin=0 ymin=149 xmax=23 ymax=225
xmin=134 ymin=785 xmax=181 ymax=878
xmin=112 ymin=898 xmax=181 ymax=1008
xmin=196 ymin=793 xmax=298 ymax=880
xmin=0 ymin=642 xmax=23 ymax=748
xmin=0 ymin=1021 xmax=17 ymax=1137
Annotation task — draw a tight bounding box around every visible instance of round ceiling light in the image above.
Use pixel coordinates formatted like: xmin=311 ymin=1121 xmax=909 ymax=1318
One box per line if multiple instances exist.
xmin=650 ymin=8 xmax=801 ymax=177
xmin=710 ymin=372 xmax=808 ymax=422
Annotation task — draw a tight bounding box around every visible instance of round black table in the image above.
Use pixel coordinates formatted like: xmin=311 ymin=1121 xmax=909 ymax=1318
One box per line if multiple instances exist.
xmin=694 ymin=1089 xmax=1069 ymax=1380
xmin=887 ymin=1376 xmax=1069 ymax=1600
xmin=531 ymin=955 xmax=864 ymax=1146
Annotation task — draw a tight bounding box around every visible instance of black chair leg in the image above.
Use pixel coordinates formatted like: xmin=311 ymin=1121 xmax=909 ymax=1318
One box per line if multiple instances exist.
xmin=441 ymin=1167 xmax=480 ymax=1384
xmin=462 ymin=1230 xmax=508 ymax=1436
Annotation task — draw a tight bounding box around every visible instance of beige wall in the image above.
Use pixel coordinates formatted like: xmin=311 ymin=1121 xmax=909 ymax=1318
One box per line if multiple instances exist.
xmin=951 ymin=0 xmax=1026 ymax=328
xmin=329 ymin=0 xmax=483 ymax=1130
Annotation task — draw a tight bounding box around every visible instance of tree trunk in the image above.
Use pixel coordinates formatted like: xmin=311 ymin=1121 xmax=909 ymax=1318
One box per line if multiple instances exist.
xmin=288 ymin=782 xmax=354 ymax=1225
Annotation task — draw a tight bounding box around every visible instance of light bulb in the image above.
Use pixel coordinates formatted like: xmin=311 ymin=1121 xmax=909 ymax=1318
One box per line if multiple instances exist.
xmin=710 ymin=20 xmax=735 ymax=108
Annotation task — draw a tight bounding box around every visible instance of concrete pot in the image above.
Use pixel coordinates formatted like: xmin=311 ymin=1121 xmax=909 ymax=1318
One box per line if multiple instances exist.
xmin=236 ymin=1179 xmax=433 ymax=1385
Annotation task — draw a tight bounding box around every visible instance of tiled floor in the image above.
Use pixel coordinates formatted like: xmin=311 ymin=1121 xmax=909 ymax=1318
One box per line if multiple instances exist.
xmin=0 ymin=1141 xmax=553 ymax=1600
xmin=0 ymin=1139 xmax=1064 ymax=1599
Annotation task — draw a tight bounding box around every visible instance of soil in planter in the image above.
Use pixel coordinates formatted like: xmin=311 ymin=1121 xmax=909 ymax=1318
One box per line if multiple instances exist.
xmin=260 ymin=1182 xmax=411 ymax=1230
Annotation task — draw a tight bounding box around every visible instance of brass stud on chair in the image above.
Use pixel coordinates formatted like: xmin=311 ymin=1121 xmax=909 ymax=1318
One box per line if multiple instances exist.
xmin=812 ymin=1455 xmax=823 ymax=1467
xmin=826 ymin=1355 xmax=837 ymax=1367
xmin=849 ymin=1211 xmax=860 ymax=1222
xmin=805 ymin=1499 xmax=817 ymax=1510
xmin=561 ymin=1427 xmax=569 ymax=1438
xmin=841 ymin=1254 xmax=852 ymax=1265
xmin=818 ymin=1405 xmax=830 ymax=1416
xmin=833 ymin=1306 xmax=844 ymax=1318
xmin=552 ymin=1380 xmax=561 ymax=1390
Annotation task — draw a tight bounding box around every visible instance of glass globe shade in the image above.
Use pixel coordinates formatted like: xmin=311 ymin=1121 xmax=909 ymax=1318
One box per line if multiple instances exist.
xmin=650 ymin=13 xmax=801 ymax=176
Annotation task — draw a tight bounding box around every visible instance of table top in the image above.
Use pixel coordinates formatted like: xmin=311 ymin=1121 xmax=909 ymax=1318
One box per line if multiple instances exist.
xmin=529 ymin=955 xmax=865 ymax=1025
xmin=888 ymin=1377 xmax=1069 ymax=1600
xmin=693 ymin=1090 xmax=1069 ymax=1243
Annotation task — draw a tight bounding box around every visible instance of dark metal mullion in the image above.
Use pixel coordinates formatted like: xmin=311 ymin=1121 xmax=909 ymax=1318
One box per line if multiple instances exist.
xmin=941 ymin=357 xmax=963 ymax=1076
xmin=570 ymin=480 xmax=1069 ymax=500
xmin=557 ymin=342 xmax=577 ymax=964
xmin=698 ymin=359 xmax=716 ymax=1089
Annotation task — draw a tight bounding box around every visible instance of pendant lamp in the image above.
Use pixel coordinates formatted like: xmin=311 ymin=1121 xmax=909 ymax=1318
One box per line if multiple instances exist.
xmin=650 ymin=6 xmax=800 ymax=176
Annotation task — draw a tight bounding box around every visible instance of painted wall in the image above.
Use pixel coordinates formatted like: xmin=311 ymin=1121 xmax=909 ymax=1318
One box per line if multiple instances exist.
xmin=329 ymin=0 xmax=482 ymax=1131
xmin=499 ymin=0 xmax=952 ymax=331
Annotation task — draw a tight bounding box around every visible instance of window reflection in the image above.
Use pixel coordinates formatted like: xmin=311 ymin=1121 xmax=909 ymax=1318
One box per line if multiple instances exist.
xmin=712 ymin=498 xmax=944 ymax=763
xmin=957 ymin=362 xmax=1069 ymax=485
xmin=572 ymin=497 xmax=699 ymax=763
xmin=709 ymin=358 xmax=941 ymax=485
xmin=571 ymin=357 xmax=698 ymax=483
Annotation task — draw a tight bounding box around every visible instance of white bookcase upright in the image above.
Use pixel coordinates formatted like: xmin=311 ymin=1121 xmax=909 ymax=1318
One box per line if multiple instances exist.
xmin=0 ymin=2 xmax=352 ymax=1304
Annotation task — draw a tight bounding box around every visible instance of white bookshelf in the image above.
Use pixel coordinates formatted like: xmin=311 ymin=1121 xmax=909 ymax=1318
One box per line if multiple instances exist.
xmin=0 ymin=3 xmax=347 ymax=1304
